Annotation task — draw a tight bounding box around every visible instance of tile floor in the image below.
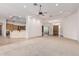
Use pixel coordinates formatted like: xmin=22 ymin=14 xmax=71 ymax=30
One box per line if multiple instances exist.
xmin=0 ymin=36 xmax=79 ymax=56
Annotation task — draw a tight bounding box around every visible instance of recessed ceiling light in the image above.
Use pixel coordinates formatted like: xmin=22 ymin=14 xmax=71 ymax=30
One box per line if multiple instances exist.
xmin=56 ymin=4 xmax=59 ymax=6
xmin=24 ymin=5 xmax=27 ymax=8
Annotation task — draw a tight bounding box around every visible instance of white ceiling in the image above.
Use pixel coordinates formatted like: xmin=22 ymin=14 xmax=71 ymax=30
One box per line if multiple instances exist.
xmin=0 ymin=3 xmax=79 ymax=23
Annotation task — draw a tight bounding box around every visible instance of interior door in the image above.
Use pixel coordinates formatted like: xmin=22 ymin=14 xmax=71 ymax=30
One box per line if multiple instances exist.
xmin=53 ymin=25 xmax=59 ymax=36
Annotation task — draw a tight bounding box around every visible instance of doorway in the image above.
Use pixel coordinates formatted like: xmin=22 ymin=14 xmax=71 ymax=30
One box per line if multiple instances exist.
xmin=53 ymin=25 xmax=59 ymax=36
xmin=42 ymin=26 xmax=49 ymax=36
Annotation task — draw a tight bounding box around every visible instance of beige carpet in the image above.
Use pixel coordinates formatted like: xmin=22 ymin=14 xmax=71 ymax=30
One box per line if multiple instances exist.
xmin=0 ymin=36 xmax=79 ymax=56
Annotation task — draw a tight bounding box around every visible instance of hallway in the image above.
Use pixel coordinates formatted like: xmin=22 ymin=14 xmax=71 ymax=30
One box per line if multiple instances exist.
xmin=0 ymin=36 xmax=79 ymax=56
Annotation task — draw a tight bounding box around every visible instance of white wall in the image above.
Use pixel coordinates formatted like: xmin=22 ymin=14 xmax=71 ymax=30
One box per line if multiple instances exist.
xmin=62 ymin=12 xmax=78 ymax=40
xmin=76 ymin=10 xmax=79 ymax=41
xmin=27 ymin=16 xmax=42 ymax=38
xmin=49 ymin=24 xmax=53 ymax=35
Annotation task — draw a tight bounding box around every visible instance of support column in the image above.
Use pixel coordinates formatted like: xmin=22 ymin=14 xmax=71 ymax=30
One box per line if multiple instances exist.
xmin=2 ymin=18 xmax=6 ymax=37
xmin=25 ymin=16 xmax=29 ymax=38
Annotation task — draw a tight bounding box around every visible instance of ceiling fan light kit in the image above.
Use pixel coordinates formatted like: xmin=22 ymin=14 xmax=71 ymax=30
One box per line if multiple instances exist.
xmin=33 ymin=3 xmax=38 ymax=6
xmin=39 ymin=12 xmax=43 ymax=15
xmin=33 ymin=3 xmax=53 ymax=17
xmin=33 ymin=3 xmax=47 ymax=16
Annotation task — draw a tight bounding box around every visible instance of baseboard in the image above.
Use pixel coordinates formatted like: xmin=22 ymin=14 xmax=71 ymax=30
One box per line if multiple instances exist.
xmin=63 ymin=36 xmax=78 ymax=42
xmin=28 ymin=36 xmax=42 ymax=39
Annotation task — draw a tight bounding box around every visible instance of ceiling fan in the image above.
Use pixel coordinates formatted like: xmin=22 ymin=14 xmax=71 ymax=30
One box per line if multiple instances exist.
xmin=33 ymin=3 xmax=47 ymax=16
